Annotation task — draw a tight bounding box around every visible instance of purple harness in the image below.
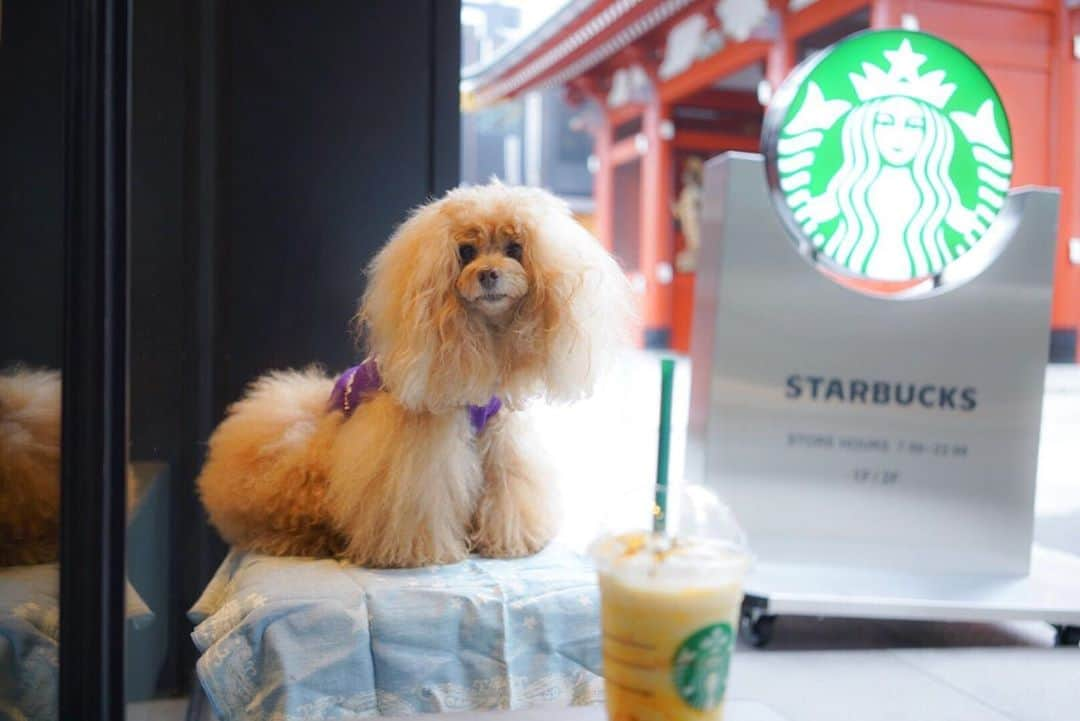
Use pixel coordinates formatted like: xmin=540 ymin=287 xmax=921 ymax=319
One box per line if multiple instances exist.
xmin=328 ymin=360 xmax=502 ymax=433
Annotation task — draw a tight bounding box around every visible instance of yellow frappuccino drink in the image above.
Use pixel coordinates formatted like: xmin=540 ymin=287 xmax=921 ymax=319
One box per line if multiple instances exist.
xmin=590 ymin=532 xmax=750 ymax=721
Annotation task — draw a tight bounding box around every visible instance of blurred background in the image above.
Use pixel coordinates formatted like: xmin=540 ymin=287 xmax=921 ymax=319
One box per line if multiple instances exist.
xmin=460 ymin=0 xmax=1079 ymax=357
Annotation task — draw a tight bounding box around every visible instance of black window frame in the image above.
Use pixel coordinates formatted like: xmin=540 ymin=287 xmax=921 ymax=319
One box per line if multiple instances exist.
xmin=59 ymin=0 xmax=130 ymax=718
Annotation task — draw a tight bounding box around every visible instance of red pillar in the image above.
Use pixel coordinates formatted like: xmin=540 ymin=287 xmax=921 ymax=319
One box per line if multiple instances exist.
xmin=1052 ymin=1 xmax=1080 ymax=360
xmin=593 ymin=113 xmax=615 ymax=251
xmin=870 ymin=0 xmax=903 ymax=28
xmin=766 ymin=0 xmax=794 ymax=90
xmin=639 ymin=99 xmax=674 ymax=348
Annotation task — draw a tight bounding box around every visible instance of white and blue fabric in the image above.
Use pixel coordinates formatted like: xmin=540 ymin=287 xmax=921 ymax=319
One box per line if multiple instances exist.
xmin=0 ymin=564 xmax=60 ymax=721
xmin=189 ymin=545 xmax=605 ymax=721
xmin=0 ymin=564 xmax=151 ymax=721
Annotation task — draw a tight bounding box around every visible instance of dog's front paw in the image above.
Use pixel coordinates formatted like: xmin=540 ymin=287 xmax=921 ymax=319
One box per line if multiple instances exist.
xmin=470 ymin=497 xmax=556 ymax=559
xmin=471 ymin=527 xmax=549 ymax=559
xmin=341 ymin=532 xmax=470 ymax=568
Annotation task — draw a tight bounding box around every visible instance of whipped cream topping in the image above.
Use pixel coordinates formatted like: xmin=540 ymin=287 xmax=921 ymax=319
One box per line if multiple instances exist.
xmin=589 ymin=531 xmax=750 ymax=589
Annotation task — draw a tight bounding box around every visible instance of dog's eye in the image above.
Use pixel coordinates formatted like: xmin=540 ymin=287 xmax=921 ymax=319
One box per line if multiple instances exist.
xmin=506 ymin=242 xmax=523 ymax=262
xmin=458 ymin=244 xmax=477 ymax=265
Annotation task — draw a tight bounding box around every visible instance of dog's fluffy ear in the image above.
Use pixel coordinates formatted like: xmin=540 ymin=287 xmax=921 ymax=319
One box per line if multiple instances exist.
xmin=360 ymin=202 xmax=498 ymax=412
xmin=522 ymin=192 xmax=634 ymax=403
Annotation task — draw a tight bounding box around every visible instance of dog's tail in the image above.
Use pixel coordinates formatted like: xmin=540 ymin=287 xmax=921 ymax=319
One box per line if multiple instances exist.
xmin=196 ymin=367 xmax=345 ymax=557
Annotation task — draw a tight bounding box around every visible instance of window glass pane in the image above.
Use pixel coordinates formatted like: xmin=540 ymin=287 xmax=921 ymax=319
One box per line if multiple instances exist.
xmin=0 ymin=1 xmax=66 ymax=718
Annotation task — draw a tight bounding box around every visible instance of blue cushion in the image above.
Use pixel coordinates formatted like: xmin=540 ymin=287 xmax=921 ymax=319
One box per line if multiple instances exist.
xmin=189 ymin=545 xmax=604 ymax=720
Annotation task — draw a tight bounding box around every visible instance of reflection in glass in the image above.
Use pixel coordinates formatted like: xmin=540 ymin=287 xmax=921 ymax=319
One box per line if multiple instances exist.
xmin=1 ymin=0 xmax=67 ymax=718
xmin=0 ymin=368 xmax=62 ymax=567
xmin=0 ymin=370 xmax=62 ymax=721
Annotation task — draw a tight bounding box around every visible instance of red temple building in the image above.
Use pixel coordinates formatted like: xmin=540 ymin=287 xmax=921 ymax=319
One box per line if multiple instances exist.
xmin=465 ymin=0 xmax=1080 ymax=360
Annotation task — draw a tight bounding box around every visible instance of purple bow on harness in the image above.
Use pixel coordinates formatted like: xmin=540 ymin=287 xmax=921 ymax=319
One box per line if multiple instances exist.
xmin=327 ymin=360 xmax=502 ymax=433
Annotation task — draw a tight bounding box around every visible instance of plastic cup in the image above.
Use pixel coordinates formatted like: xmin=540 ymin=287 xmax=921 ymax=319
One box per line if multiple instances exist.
xmin=589 ymin=530 xmax=750 ymax=721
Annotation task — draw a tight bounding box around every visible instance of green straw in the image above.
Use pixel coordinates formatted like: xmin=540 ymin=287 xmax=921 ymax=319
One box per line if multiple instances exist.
xmin=654 ymin=357 xmax=675 ymax=535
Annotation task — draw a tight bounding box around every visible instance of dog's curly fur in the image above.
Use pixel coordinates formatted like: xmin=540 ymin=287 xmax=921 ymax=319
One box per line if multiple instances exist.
xmin=0 ymin=368 xmax=139 ymax=567
xmin=197 ymin=183 xmax=632 ymax=567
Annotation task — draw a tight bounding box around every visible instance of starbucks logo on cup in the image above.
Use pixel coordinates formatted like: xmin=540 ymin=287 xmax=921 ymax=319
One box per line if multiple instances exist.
xmin=671 ymin=622 xmax=735 ymax=710
xmin=763 ymin=30 xmax=1013 ymax=288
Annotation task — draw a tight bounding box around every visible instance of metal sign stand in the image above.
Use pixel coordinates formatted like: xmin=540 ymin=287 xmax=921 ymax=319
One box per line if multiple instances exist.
xmin=689 ymin=153 xmax=1080 ymax=647
xmin=740 ymin=545 xmax=1080 ymax=647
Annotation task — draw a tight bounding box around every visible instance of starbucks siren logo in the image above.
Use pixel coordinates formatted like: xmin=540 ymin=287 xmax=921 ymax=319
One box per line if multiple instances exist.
xmin=767 ymin=30 xmax=1013 ymax=282
xmin=671 ymin=622 xmax=734 ymax=710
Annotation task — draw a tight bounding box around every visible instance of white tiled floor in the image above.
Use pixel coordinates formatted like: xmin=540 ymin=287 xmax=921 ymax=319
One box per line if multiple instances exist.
xmin=890 ymin=647 xmax=1080 ymax=721
xmin=721 ymin=617 xmax=1078 ymax=721
xmin=730 ymin=650 xmax=1019 ymax=721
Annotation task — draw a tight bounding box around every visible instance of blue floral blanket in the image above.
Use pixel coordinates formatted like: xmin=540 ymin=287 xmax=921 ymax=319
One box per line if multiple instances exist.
xmin=188 ymin=545 xmax=605 ymax=720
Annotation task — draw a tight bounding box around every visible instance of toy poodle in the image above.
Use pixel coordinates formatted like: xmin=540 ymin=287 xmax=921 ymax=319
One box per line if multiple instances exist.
xmin=196 ymin=182 xmax=632 ymax=567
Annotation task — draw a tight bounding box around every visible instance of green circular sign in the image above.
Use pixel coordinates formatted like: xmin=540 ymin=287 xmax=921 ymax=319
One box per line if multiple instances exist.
xmin=671 ymin=622 xmax=734 ymax=710
xmin=763 ymin=30 xmax=1013 ymax=284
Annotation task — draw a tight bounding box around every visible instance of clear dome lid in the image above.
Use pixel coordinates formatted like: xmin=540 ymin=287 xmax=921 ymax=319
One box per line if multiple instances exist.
xmin=588 ymin=483 xmax=752 ymax=586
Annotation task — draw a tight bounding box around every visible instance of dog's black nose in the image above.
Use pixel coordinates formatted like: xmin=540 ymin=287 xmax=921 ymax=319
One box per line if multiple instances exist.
xmin=479 ymin=269 xmax=499 ymax=290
